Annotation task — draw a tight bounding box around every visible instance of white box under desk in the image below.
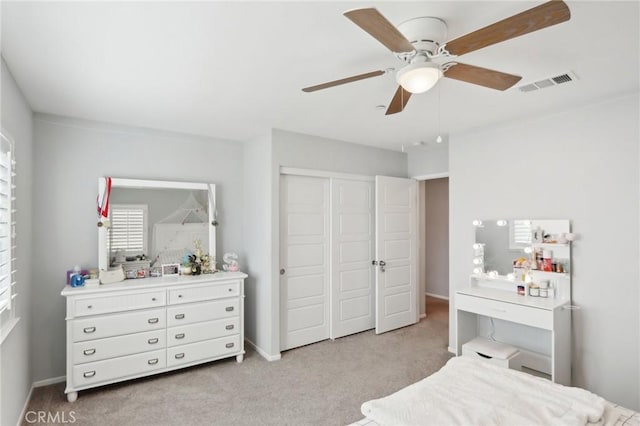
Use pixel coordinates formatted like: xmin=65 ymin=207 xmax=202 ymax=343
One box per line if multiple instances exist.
xmin=455 ymin=275 xmax=571 ymax=386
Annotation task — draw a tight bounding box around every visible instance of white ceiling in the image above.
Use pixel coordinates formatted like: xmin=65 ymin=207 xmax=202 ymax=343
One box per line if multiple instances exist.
xmin=1 ymin=1 xmax=638 ymax=151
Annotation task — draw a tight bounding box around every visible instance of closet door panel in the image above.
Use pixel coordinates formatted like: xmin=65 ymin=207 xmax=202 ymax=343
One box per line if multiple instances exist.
xmin=331 ymin=179 xmax=375 ymax=339
xmin=280 ymin=175 xmax=330 ymax=351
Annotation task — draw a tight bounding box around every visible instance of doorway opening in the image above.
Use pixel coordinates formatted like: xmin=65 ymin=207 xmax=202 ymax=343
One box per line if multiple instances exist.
xmin=417 ymin=176 xmax=449 ymax=328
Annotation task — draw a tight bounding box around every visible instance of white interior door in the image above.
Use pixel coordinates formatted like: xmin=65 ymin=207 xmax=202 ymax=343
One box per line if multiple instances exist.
xmin=331 ymin=179 xmax=374 ymax=339
xmin=375 ymin=176 xmax=418 ymax=334
xmin=280 ymin=175 xmax=330 ymax=351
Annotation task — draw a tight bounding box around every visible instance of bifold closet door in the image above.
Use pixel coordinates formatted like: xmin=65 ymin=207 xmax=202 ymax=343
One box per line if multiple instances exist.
xmin=279 ymin=175 xmax=330 ymax=351
xmin=330 ymin=179 xmax=375 ymax=339
xmin=375 ymin=176 xmax=418 ymax=334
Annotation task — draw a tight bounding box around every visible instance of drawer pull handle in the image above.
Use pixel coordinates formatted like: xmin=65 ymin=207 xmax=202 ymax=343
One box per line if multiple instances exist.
xmin=175 ymin=313 xmax=185 ymax=320
xmin=87 ymin=305 xmax=93 ymax=309
xmin=148 ymin=358 xmax=159 ymax=365
xmin=83 ymin=327 xmax=96 ymax=334
xmin=228 ymin=288 xmax=233 ymax=292
xmin=225 ymin=324 xmax=234 ymax=330
xmin=152 ymin=297 xmax=157 ymax=301
xmin=175 ymin=333 xmax=185 ymax=339
xmin=83 ymin=348 xmax=96 ymax=356
xmin=148 ymin=338 xmax=159 ymax=344
xmin=148 ymin=318 xmax=159 ymax=324
xmin=83 ymin=371 xmax=96 ymax=378
xmin=178 ymin=294 xmax=183 ymax=298
xmin=225 ymin=343 xmax=234 ymax=348
xmin=225 ymin=306 xmax=234 ymax=312
xmin=175 ymin=353 xmax=185 ymax=359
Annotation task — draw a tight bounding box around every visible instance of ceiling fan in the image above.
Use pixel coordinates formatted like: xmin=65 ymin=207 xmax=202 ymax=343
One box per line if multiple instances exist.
xmin=302 ymin=1 xmax=571 ymax=115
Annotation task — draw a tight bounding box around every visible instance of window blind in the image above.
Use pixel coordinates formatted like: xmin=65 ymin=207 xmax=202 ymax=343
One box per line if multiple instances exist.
xmin=108 ymin=205 xmax=148 ymax=255
xmin=510 ymin=219 xmax=532 ymax=248
xmin=0 ymin=132 xmax=14 ymax=315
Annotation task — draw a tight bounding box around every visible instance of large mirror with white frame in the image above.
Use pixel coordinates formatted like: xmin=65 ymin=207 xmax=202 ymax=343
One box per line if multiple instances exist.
xmin=98 ymin=178 xmax=216 ymax=276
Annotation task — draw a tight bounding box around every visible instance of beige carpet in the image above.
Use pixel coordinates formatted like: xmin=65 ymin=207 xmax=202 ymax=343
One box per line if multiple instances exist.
xmin=23 ymin=297 xmax=450 ymax=426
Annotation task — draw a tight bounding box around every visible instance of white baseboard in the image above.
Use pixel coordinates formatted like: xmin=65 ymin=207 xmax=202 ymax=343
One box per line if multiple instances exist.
xmin=448 ymin=346 xmax=456 ymax=355
xmin=17 ymin=375 xmax=67 ymax=426
xmin=245 ymin=338 xmax=281 ymax=361
xmin=425 ymin=292 xmax=449 ymax=301
xmin=33 ymin=375 xmax=65 ymax=387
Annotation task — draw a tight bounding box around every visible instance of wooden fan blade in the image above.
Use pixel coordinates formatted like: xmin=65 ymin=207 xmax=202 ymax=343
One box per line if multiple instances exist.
xmin=344 ymin=8 xmax=415 ymax=53
xmin=386 ymin=86 xmax=412 ymax=115
xmin=445 ymin=0 xmax=570 ymax=56
xmin=444 ymin=63 xmax=522 ymax=90
xmin=302 ymin=70 xmax=385 ymax=92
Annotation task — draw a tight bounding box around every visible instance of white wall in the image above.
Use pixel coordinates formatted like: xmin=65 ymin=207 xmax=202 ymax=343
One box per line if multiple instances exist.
xmin=31 ymin=115 xmax=244 ymax=381
xmin=270 ymin=129 xmax=408 ymax=354
xmin=407 ymin=143 xmax=448 ymax=178
xmin=449 ymin=93 xmax=640 ymax=409
xmin=273 ymin=129 xmax=408 ymax=177
xmin=0 ymin=57 xmax=34 ymax=426
xmin=242 ymin=131 xmax=277 ymax=358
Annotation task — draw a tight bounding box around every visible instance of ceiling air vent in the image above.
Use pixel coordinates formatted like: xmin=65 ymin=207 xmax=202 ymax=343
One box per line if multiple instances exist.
xmin=518 ymin=71 xmax=578 ymax=93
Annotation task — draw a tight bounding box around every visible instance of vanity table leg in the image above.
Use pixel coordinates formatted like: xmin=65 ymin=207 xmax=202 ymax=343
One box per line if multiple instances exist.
xmin=236 ymin=354 xmax=244 ymax=363
xmin=66 ymin=391 xmax=78 ymax=403
xmin=552 ymin=306 xmax=571 ymax=386
xmin=456 ymin=310 xmax=478 ymax=356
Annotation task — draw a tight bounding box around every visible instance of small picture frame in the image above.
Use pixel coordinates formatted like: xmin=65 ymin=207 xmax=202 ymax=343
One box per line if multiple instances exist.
xmin=161 ymin=263 xmax=180 ymax=277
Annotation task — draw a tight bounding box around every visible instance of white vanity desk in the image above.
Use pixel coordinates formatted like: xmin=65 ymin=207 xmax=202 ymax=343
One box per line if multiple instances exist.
xmin=61 ymin=272 xmax=246 ymax=402
xmin=455 ymin=277 xmax=571 ymax=385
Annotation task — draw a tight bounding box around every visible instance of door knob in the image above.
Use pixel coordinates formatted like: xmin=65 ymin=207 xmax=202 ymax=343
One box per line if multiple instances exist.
xmin=379 ymin=260 xmax=386 ymax=272
xmin=280 ymin=268 xmax=285 ymax=275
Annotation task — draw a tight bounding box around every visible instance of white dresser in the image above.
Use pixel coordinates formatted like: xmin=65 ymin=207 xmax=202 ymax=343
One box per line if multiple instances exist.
xmin=61 ymin=272 xmax=246 ymax=402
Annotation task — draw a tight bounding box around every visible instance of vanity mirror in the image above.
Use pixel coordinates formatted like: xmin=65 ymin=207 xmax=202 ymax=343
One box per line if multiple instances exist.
xmin=97 ymin=178 xmax=216 ymax=274
xmin=473 ymin=219 xmax=570 ymax=277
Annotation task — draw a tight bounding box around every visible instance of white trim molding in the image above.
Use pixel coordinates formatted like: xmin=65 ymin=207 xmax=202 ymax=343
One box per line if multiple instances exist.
xmin=425 ymin=292 xmax=449 ymax=301
xmin=412 ymin=172 xmax=449 ymax=181
xmin=17 ymin=376 xmax=67 ymax=426
xmin=32 ymin=375 xmax=66 ymax=388
xmin=245 ymin=338 xmax=281 ymax=362
xmin=280 ymin=167 xmax=374 ymax=182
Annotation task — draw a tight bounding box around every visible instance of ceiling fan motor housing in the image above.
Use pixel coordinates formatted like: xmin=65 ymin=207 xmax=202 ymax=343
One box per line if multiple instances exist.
xmin=396 ymin=16 xmax=448 ymax=58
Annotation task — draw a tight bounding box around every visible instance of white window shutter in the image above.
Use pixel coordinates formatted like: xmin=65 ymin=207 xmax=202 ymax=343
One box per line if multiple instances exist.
xmin=510 ymin=219 xmax=532 ymax=248
xmin=0 ymin=132 xmax=14 ymax=314
xmin=109 ymin=205 xmax=148 ymax=255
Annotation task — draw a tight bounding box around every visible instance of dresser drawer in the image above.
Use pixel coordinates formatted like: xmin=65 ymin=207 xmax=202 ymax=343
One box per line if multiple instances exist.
xmin=167 ymin=299 xmax=239 ymax=327
xmin=167 ymin=335 xmax=240 ymax=368
xmin=72 ymin=349 xmax=166 ymax=387
xmin=168 ymin=281 xmax=239 ymax=304
xmin=72 ymin=308 xmax=166 ymax=342
xmin=73 ymin=290 xmax=166 ymax=317
xmin=168 ymin=317 xmax=239 ymax=347
xmin=456 ymin=293 xmax=552 ymax=330
xmin=73 ymin=329 xmax=165 ymax=364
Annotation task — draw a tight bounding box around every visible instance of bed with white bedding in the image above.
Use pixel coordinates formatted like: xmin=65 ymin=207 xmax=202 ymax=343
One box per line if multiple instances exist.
xmin=350 ymin=357 xmax=639 ymax=426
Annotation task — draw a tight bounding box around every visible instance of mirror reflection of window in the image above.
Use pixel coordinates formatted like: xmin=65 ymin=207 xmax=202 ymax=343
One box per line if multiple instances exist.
xmin=510 ymin=219 xmax=532 ymax=248
xmin=108 ymin=204 xmax=148 ymax=262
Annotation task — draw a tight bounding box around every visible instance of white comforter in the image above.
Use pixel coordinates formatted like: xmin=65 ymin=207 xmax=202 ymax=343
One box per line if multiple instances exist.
xmin=361 ymin=356 xmax=606 ymax=426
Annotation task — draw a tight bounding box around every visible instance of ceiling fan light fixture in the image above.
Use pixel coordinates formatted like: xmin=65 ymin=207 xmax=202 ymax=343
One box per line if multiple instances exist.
xmin=396 ymin=62 xmax=442 ymax=94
